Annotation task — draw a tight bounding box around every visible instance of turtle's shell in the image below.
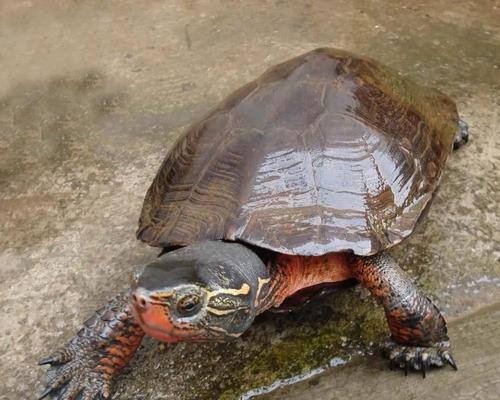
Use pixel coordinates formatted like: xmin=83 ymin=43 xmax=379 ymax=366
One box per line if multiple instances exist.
xmin=137 ymin=48 xmax=458 ymax=256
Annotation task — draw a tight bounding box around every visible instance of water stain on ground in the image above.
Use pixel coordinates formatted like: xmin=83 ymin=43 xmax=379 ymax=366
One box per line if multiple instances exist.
xmin=0 ymin=73 xmax=124 ymax=255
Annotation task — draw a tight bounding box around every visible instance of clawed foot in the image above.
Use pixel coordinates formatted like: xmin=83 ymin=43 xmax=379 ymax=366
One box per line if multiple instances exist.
xmin=38 ymin=340 xmax=112 ymax=400
xmin=38 ymin=293 xmax=144 ymax=399
xmin=384 ymin=340 xmax=457 ymax=378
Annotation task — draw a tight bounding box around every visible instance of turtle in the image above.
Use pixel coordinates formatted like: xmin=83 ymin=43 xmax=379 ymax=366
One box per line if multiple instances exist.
xmin=38 ymin=48 xmax=469 ymax=399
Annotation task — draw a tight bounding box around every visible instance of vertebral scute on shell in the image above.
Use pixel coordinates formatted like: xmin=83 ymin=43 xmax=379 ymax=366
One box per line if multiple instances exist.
xmin=137 ymin=48 xmax=458 ymax=256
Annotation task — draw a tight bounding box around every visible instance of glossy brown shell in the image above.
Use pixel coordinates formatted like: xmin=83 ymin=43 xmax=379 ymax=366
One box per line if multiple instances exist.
xmin=137 ymin=48 xmax=458 ymax=256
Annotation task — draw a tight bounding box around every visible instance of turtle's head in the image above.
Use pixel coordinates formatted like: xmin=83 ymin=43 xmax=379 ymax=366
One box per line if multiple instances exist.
xmin=131 ymin=241 xmax=270 ymax=342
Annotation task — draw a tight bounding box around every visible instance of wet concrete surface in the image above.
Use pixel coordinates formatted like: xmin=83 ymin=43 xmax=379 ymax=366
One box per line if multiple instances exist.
xmin=0 ymin=1 xmax=499 ymax=399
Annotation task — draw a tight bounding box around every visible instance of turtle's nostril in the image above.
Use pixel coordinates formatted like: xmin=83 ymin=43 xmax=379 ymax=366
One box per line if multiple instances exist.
xmin=132 ymin=292 xmax=149 ymax=310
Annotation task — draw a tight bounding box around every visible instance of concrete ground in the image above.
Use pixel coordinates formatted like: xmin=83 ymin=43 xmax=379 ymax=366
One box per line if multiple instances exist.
xmin=0 ymin=1 xmax=499 ymax=399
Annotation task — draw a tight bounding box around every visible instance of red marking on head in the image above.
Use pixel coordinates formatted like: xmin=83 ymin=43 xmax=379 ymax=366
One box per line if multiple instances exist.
xmin=131 ymin=293 xmax=205 ymax=343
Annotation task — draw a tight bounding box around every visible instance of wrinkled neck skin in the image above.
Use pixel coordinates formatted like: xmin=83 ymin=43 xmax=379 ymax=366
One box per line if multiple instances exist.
xmin=255 ymin=252 xmax=353 ymax=314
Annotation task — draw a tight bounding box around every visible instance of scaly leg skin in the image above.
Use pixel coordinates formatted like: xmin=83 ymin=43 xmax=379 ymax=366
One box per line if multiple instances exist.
xmin=351 ymin=253 xmax=457 ymax=377
xmin=453 ymin=118 xmax=469 ymax=150
xmin=38 ymin=292 xmax=144 ymax=399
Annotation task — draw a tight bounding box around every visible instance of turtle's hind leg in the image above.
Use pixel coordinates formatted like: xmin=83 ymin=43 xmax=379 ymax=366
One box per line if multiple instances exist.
xmin=454 ymin=118 xmax=469 ymax=150
xmin=38 ymin=292 xmax=144 ymax=399
xmin=351 ymin=253 xmax=456 ymax=377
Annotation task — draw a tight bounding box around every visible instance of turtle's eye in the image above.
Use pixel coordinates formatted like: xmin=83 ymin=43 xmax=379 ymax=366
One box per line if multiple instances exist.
xmin=176 ymin=294 xmax=201 ymax=316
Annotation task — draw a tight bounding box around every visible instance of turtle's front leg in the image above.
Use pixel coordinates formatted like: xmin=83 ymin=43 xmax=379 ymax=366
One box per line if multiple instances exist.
xmin=38 ymin=292 xmax=144 ymax=399
xmin=351 ymin=253 xmax=456 ymax=377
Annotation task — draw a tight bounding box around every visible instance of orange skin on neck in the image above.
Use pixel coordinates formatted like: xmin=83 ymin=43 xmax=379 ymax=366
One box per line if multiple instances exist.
xmin=263 ymin=252 xmax=353 ymax=310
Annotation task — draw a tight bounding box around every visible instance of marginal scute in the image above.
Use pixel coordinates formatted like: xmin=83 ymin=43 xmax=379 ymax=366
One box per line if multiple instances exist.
xmin=137 ymin=48 xmax=458 ymax=256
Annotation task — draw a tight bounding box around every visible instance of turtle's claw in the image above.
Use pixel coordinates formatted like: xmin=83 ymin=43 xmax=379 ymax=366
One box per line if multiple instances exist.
xmin=38 ymin=358 xmax=56 ymax=366
xmin=39 ymin=348 xmax=75 ymax=366
xmin=38 ymin=386 xmax=53 ymax=400
xmin=385 ymin=340 xmax=457 ymax=377
xmin=443 ymin=351 xmax=458 ymax=370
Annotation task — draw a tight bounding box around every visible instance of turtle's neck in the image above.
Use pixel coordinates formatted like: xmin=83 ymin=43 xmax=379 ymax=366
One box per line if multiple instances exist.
xmin=255 ymin=252 xmax=354 ymax=314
